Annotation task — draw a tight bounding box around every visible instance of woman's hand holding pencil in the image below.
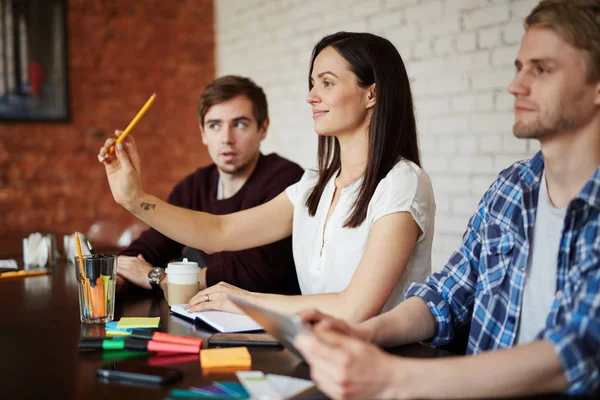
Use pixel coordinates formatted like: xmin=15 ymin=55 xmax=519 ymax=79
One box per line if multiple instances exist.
xmin=98 ymin=131 xmax=146 ymax=211
xmin=98 ymin=93 xmax=156 ymax=211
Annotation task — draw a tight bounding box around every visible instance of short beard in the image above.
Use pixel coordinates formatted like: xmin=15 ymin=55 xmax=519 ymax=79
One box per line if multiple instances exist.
xmin=513 ymin=112 xmax=580 ymax=139
xmin=217 ymin=161 xmax=248 ymax=176
xmin=216 ymin=152 xmax=259 ymax=176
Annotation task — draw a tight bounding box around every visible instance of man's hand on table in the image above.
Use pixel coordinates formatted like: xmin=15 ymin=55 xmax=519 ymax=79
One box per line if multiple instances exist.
xmin=116 ymin=254 xmax=154 ymax=290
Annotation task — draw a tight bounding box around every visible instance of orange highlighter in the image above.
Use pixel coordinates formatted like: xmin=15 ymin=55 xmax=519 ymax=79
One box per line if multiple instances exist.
xmin=130 ymin=330 xmax=202 ymax=350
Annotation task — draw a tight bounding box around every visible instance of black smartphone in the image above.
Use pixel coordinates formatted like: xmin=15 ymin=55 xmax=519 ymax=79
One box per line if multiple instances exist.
xmin=208 ymin=332 xmax=282 ymax=348
xmin=96 ymin=360 xmax=183 ymax=386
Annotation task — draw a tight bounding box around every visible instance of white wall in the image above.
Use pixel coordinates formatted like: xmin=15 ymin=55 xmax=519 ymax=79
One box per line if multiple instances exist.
xmin=216 ymin=0 xmax=540 ymax=272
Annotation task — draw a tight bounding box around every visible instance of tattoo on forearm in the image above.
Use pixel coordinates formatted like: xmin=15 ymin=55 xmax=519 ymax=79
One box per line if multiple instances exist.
xmin=140 ymin=202 xmax=156 ymax=211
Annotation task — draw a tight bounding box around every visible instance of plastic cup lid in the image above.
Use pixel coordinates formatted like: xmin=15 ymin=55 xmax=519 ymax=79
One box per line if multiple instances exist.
xmin=165 ymin=258 xmax=200 ymax=274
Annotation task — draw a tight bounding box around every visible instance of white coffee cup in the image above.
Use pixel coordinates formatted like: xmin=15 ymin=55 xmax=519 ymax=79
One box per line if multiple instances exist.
xmin=165 ymin=258 xmax=200 ymax=306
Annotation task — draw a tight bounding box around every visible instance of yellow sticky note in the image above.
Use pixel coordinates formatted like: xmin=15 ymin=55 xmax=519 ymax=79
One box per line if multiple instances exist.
xmin=200 ymin=347 xmax=252 ymax=369
xmin=116 ymin=317 xmax=160 ymax=329
xmin=106 ymin=330 xmax=131 ymax=337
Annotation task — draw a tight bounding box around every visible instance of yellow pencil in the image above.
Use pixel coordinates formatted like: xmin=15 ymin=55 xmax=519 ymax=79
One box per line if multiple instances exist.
xmin=108 ymin=93 xmax=157 ymax=155
xmin=75 ymin=232 xmax=93 ymax=317
xmin=0 ymin=269 xmax=50 ymax=280
xmin=74 ymin=232 xmax=86 ymax=278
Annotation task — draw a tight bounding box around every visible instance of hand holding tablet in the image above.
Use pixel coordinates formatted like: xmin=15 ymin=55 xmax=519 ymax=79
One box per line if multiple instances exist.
xmin=227 ymin=295 xmax=311 ymax=360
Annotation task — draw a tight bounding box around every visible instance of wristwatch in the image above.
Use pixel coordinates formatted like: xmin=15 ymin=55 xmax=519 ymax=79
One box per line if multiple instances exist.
xmin=148 ymin=267 xmax=165 ymax=293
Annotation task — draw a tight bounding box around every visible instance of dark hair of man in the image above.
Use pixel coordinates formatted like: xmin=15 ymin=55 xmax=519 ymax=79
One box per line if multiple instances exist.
xmin=305 ymin=32 xmax=421 ymax=228
xmin=198 ymin=75 xmax=269 ymax=127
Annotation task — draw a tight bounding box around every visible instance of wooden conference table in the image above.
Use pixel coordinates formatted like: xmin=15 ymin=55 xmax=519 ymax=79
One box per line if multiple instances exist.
xmin=0 ymin=255 xmax=589 ymax=399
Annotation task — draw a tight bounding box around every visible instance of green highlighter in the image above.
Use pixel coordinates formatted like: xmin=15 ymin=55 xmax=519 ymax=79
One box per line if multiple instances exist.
xmin=79 ymin=337 xmax=126 ymax=351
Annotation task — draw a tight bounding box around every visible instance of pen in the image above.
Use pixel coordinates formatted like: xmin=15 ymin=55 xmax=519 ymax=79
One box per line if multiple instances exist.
xmin=0 ymin=269 xmax=50 ymax=280
xmin=130 ymin=330 xmax=203 ymax=348
xmin=78 ymin=338 xmax=200 ymax=354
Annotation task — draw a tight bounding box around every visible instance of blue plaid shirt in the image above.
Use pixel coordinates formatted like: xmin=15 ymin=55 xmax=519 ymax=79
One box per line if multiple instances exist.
xmin=406 ymin=151 xmax=600 ymax=394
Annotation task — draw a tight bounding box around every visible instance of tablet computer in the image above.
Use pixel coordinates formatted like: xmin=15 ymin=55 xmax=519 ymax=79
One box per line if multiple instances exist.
xmin=228 ymin=295 xmax=309 ymax=361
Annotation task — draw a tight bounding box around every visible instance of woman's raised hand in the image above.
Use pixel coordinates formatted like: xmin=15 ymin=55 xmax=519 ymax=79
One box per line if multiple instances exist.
xmin=98 ymin=130 xmax=145 ymax=210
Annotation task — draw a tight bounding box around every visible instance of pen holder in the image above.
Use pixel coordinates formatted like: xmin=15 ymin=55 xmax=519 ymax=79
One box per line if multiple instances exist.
xmin=74 ymin=254 xmax=116 ymax=324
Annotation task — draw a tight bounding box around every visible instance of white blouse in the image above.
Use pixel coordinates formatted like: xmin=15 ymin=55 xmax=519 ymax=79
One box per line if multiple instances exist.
xmin=286 ymin=159 xmax=435 ymax=313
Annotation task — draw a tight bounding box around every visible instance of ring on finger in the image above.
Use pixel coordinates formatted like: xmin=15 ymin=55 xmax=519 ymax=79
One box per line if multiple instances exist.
xmin=205 ymin=294 xmax=210 ymax=302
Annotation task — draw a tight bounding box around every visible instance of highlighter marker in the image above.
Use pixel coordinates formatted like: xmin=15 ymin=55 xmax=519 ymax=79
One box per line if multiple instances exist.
xmin=78 ymin=337 xmax=200 ymax=354
xmin=99 ymin=253 xmax=115 ymax=315
xmin=148 ymin=353 xmax=200 ymax=367
xmin=124 ymin=338 xmax=201 ymax=354
xmin=130 ymin=330 xmax=203 ymax=349
xmin=84 ymin=256 xmax=106 ymax=318
xmin=101 ymin=275 xmax=110 ymax=306
xmin=80 ymin=336 xmax=125 ymax=342
xmin=79 ymin=338 xmax=126 ymax=350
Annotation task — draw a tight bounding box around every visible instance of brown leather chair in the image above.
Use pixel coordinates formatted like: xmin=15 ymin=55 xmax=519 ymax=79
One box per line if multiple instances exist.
xmin=86 ymin=220 xmax=124 ymax=249
xmin=117 ymin=221 xmax=149 ymax=247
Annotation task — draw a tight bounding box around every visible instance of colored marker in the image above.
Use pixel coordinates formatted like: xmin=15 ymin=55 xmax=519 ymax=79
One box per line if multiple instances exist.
xmin=130 ymin=330 xmax=203 ymax=348
xmin=148 ymin=353 xmax=200 ymax=367
xmin=78 ymin=337 xmax=200 ymax=354
xmin=80 ymin=336 xmax=125 ymax=341
xmin=131 ymin=338 xmax=201 ymax=354
xmin=79 ymin=338 xmax=126 ymax=351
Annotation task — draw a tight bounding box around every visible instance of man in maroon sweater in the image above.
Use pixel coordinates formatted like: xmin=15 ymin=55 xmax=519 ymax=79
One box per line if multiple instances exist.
xmin=116 ymin=76 xmax=303 ymax=295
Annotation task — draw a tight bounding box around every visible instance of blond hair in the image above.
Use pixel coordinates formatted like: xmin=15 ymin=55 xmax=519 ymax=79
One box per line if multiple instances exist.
xmin=525 ymin=0 xmax=600 ymax=79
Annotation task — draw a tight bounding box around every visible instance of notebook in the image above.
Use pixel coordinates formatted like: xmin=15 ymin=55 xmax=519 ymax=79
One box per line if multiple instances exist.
xmin=169 ymin=304 xmax=262 ymax=333
xmin=228 ymin=295 xmax=307 ymax=360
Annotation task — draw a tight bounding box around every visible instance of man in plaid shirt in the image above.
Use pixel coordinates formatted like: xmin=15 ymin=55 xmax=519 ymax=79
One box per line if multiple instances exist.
xmin=294 ymin=1 xmax=600 ymax=398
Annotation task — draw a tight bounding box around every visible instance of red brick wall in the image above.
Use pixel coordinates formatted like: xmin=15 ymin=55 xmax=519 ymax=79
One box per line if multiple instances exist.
xmin=0 ymin=0 xmax=214 ymax=250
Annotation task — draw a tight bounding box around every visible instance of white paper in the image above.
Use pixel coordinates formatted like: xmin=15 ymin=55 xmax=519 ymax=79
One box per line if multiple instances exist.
xmin=266 ymin=374 xmax=315 ymax=398
xmin=236 ymin=371 xmax=283 ymax=400
xmin=235 ymin=371 xmax=315 ymax=400
xmin=170 ymin=303 xmax=262 ymax=333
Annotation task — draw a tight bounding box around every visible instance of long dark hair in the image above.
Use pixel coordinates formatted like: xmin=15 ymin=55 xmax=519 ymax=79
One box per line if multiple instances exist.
xmin=305 ymin=32 xmax=421 ymax=228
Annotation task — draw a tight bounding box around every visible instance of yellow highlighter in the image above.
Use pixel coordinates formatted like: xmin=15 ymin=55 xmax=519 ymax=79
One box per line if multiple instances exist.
xmin=108 ymin=93 xmax=156 ymax=155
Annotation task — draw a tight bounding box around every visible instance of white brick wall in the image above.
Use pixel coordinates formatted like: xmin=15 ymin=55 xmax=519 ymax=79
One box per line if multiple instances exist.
xmin=216 ymin=0 xmax=540 ymax=272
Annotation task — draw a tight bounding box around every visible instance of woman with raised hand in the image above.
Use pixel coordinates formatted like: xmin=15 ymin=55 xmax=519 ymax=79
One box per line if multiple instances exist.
xmin=98 ymin=31 xmax=435 ymax=323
